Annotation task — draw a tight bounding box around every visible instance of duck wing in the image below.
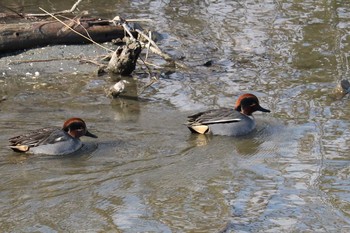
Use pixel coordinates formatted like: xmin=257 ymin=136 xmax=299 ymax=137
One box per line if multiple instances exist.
xmin=9 ymin=127 xmax=62 ymax=148
xmin=187 ymin=108 xmax=242 ymax=125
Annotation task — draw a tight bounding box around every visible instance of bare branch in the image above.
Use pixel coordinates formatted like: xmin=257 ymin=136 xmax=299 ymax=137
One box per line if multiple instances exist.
xmin=38 ymin=7 xmax=114 ymax=53
xmin=26 ymin=0 xmax=83 ymax=17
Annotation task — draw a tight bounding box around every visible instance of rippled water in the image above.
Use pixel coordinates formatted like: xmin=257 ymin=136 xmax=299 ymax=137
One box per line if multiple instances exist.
xmin=1 ymin=0 xmax=350 ymax=232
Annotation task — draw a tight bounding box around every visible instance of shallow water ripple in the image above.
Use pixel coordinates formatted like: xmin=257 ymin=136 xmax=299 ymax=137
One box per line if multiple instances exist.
xmin=1 ymin=0 xmax=350 ymax=232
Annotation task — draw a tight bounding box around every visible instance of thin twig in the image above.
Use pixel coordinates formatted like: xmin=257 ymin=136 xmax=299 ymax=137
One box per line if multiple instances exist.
xmin=138 ymin=77 xmax=158 ymax=94
xmin=119 ymin=22 xmax=136 ymax=40
xmin=57 ymin=10 xmax=88 ymax=35
xmin=80 ymin=58 xmax=104 ymax=66
xmin=144 ymin=61 xmax=162 ymax=69
xmin=137 ymin=56 xmax=159 ymax=94
xmin=124 ymin=18 xmax=153 ymax=22
xmin=136 ymin=29 xmax=161 ymax=51
xmin=138 ymin=56 xmax=153 ymax=76
xmin=135 ymin=29 xmax=189 ymax=69
xmin=0 ymin=3 xmax=25 ymax=18
xmin=27 ymin=0 xmax=83 ymax=17
xmin=38 ymin=7 xmax=114 ymax=53
xmin=67 ymin=0 xmax=83 ymax=12
xmin=56 ymin=12 xmax=95 ymax=43
xmin=8 ymin=57 xmax=82 ymax=65
xmin=136 ymin=29 xmax=173 ymax=62
xmin=145 ymin=31 xmax=151 ymax=61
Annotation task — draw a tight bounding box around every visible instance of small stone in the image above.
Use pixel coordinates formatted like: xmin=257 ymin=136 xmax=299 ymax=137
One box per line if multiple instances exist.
xmin=107 ymin=80 xmax=129 ymax=97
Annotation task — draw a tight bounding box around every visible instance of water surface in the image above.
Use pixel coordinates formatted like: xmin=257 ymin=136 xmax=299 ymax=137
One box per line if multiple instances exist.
xmin=1 ymin=0 xmax=350 ymax=232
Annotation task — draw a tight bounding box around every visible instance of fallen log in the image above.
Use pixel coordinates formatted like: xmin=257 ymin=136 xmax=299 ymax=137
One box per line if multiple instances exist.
xmin=0 ymin=18 xmax=138 ymax=53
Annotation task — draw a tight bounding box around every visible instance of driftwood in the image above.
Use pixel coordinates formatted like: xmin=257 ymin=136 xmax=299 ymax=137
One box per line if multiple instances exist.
xmin=0 ymin=17 xmax=138 ymax=53
xmin=107 ymin=40 xmax=142 ymax=75
xmin=0 ymin=0 xmax=186 ymax=96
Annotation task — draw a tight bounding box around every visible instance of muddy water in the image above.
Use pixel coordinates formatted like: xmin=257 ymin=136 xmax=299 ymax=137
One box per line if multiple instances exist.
xmin=1 ymin=0 xmax=350 ymax=232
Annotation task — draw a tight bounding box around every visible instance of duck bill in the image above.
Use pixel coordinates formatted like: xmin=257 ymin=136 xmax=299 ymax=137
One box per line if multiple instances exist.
xmin=85 ymin=130 xmax=98 ymax=138
xmin=258 ymin=105 xmax=271 ymax=113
